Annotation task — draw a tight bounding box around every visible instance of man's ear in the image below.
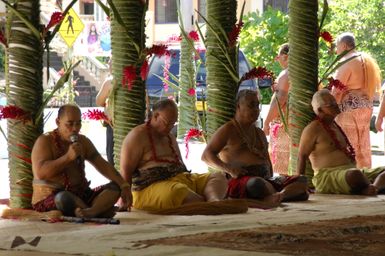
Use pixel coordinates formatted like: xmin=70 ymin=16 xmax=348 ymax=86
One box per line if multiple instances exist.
xmin=55 ymin=118 xmax=60 ymax=126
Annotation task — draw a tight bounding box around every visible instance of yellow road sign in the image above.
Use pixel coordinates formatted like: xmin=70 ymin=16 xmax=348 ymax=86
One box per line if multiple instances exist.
xmin=59 ymin=8 xmax=84 ymax=48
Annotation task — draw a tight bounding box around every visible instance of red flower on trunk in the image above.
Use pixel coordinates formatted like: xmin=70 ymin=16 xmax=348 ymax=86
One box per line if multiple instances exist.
xmin=228 ymin=21 xmax=244 ymax=48
xmin=239 ymin=67 xmax=274 ymax=84
xmin=0 ymin=30 xmax=7 ymax=47
xmin=188 ymin=31 xmax=199 ymax=42
xmin=0 ymin=105 xmax=29 ymax=121
xmin=45 ymin=12 xmax=64 ymax=32
xmin=122 ymin=65 xmax=137 ymax=90
xmin=145 ymin=44 xmax=170 ymax=57
xmin=184 ymin=128 xmax=203 ymax=159
xmin=82 ymin=109 xmax=109 ymax=123
xmin=187 ymin=88 xmax=195 ymax=96
xmin=320 ymin=31 xmax=333 ymax=43
xmin=140 ymin=60 xmax=149 ymax=80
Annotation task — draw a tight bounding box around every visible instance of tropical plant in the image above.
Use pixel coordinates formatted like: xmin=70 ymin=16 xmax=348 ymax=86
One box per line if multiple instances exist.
xmin=95 ymin=0 xmax=148 ymax=170
xmin=203 ymin=0 xmax=239 ymax=140
xmin=176 ymin=0 xmax=201 ymax=141
xmin=287 ymin=0 xmax=319 ymax=178
xmin=0 ymin=0 xmax=78 ymax=208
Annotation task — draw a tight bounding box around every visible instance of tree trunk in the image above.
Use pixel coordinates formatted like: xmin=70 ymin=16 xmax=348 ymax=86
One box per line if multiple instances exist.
xmin=205 ymin=0 xmax=238 ymax=140
xmin=6 ymin=0 xmax=43 ymax=208
xmin=110 ymin=0 xmax=147 ymax=170
xmin=287 ymin=0 xmax=318 ymax=179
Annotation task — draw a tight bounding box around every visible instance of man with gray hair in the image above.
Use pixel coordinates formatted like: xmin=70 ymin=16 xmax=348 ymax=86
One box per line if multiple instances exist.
xmin=297 ymin=89 xmax=385 ymax=195
xmin=332 ymin=32 xmax=382 ymax=168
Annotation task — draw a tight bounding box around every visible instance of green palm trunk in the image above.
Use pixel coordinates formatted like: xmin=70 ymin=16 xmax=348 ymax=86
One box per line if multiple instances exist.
xmin=287 ymin=0 xmax=318 ymax=179
xmin=6 ymin=1 xmax=43 ymax=208
xmin=205 ymin=0 xmax=238 ymax=140
xmin=177 ymin=37 xmax=199 ymax=140
xmin=110 ymin=0 xmax=147 ymax=170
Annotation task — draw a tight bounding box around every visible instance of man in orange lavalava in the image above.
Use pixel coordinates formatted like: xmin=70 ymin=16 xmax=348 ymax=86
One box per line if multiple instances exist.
xmin=332 ymin=32 xmax=382 ymax=168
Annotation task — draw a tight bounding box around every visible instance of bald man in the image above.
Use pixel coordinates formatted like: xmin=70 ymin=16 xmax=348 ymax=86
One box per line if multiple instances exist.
xmin=332 ymin=32 xmax=382 ymax=168
xmin=31 ymin=104 xmax=131 ymax=217
xmin=119 ymin=99 xmax=229 ymax=212
xmin=298 ymin=89 xmax=385 ymax=195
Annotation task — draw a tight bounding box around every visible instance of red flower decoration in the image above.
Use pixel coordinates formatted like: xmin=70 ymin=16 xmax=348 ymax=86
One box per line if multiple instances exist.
xmin=320 ymin=31 xmax=333 ymax=43
xmin=82 ymin=109 xmax=109 ymax=123
xmin=0 ymin=30 xmax=7 ymax=47
xmin=228 ymin=21 xmax=244 ymax=48
xmin=0 ymin=105 xmax=29 ymax=121
xmin=188 ymin=31 xmax=199 ymax=42
xmin=145 ymin=44 xmax=170 ymax=58
xmin=184 ymin=128 xmax=203 ymax=159
xmin=239 ymin=66 xmax=275 ymax=84
xmin=167 ymin=34 xmax=182 ymax=43
xmin=140 ymin=60 xmax=149 ymax=80
xmin=187 ymin=88 xmax=195 ymax=96
xmin=327 ymin=77 xmax=346 ymax=91
xmin=45 ymin=12 xmax=64 ymax=32
xmin=122 ymin=65 xmax=137 ymax=90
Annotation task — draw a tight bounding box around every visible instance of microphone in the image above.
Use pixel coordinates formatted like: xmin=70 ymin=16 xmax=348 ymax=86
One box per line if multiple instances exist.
xmin=69 ymin=134 xmax=81 ymax=165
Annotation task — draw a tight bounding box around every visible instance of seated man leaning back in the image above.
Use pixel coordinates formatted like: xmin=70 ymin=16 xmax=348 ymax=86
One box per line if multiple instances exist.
xmin=119 ymin=99 xmax=228 ymax=211
xmin=202 ymin=89 xmax=308 ymax=203
xmin=31 ymin=104 xmax=131 ymax=217
xmin=297 ymin=89 xmax=385 ymax=195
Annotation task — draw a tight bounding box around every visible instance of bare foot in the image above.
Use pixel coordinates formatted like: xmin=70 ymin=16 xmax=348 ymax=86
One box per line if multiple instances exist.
xmin=74 ymin=207 xmax=97 ymax=218
xmin=361 ymin=184 xmax=378 ymax=196
xmin=99 ymin=206 xmax=118 ymax=218
xmin=263 ymin=192 xmax=283 ymax=205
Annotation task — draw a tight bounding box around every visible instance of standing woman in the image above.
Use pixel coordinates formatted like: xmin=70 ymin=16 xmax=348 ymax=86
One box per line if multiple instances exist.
xmin=263 ymin=43 xmax=290 ymax=175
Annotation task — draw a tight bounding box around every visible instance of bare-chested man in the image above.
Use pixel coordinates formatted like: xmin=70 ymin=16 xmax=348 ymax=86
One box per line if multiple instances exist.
xmin=332 ymin=32 xmax=382 ymax=168
xmin=202 ymin=90 xmax=308 ymax=203
xmin=31 ymin=104 xmax=131 ymax=217
xmin=298 ymin=89 xmax=385 ymax=195
xmin=119 ymin=99 xmax=228 ymax=212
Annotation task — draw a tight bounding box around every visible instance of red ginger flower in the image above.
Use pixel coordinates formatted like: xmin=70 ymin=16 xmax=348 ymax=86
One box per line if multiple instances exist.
xmin=228 ymin=21 xmax=244 ymax=48
xmin=145 ymin=44 xmax=170 ymax=58
xmin=188 ymin=31 xmax=199 ymax=42
xmin=320 ymin=31 xmax=333 ymax=43
xmin=0 ymin=105 xmax=29 ymax=121
xmin=0 ymin=30 xmax=7 ymax=47
xmin=140 ymin=60 xmax=149 ymax=80
xmin=239 ymin=66 xmax=274 ymax=84
xmin=184 ymin=128 xmax=203 ymax=159
xmin=327 ymin=77 xmax=346 ymax=91
xmin=45 ymin=12 xmax=64 ymax=32
xmin=122 ymin=65 xmax=137 ymax=90
xmin=187 ymin=88 xmax=195 ymax=96
xmin=82 ymin=109 xmax=109 ymax=122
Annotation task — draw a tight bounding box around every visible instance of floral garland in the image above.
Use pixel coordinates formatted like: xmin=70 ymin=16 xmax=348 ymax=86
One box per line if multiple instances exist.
xmin=52 ymin=129 xmax=87 ymax=190
xmin=146 ymin=120 xmax=181 ymax=164
xmin=316 ymin=117 xmax=356 ymax=162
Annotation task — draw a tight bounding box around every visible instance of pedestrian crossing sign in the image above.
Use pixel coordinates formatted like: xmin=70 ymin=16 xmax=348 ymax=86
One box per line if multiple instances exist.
xmin=59 ymin=8 xmax=84 ymax=48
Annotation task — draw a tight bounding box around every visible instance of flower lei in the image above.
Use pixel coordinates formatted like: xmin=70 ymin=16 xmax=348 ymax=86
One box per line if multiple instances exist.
xmin=146 ymin=120 xmax=181 ymax=164
xmin=316 ymin=117 xmax=356 ymax=162
xmin=52 ymin=129 xmax=87 ymax=190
